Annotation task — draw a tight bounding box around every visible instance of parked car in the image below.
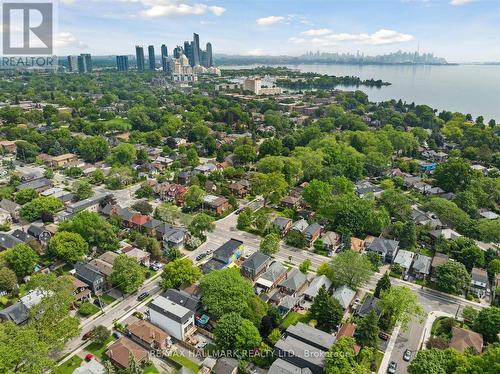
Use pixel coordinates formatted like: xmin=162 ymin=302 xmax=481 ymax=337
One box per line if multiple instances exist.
xmin=403 ymin=349 xmax=412 ymax=361
xmin=387 ymin=361 xmax=397 ymax=374
xmin=85 ymin=353 xmax=94 ymax=362
xmin=235 ymin=208 xmax=242 ymax=215
xmin=137 ymin=292 xmax=149 ymax=301
xmin=112 ymin=331 xmax=123 ymax=339
xmin=93 ymin=299 xmax=105 ymax=308
xmin=82 ymin=331 xmax=93 ymax=340
xmin=379 ymin=331 xmax=391 ymax=341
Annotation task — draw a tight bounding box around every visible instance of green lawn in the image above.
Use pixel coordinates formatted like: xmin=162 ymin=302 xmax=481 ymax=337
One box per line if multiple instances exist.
xmin=100 ymin=294 xmax=116 ymax=305
xmin=53 ymin=356 xmax=82 ymax=374
xmin=143 ymin=363 xmax=160 ymax=374
xmin=86 ymin=336 xmax=115 ymax=359
xmin=170 ymin=353 xmax=200 ymax=373
xmin=282 ymin=311 xmax=309 ymax=328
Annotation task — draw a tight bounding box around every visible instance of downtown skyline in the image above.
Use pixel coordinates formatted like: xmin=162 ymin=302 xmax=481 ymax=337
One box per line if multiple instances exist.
xmin=55 ymin=0 xmax=500 ymax=63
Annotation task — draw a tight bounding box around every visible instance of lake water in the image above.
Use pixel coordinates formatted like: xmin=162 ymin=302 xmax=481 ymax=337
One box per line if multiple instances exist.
xmin=224 ymin=64 xmax=500 ymax=121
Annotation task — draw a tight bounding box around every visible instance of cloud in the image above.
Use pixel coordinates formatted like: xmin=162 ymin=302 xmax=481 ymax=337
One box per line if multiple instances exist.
xmin=449 ymin=0 xmax=473 ymax=5
xmin=256 ymin=15 xmax=285 ymax=26
xmin=141 ymin=2 xmax=225 ymax=17
xmin=54 ymin=32 xmax=88 ymax=49
xmin=242 ymin=48 xmax=266 ymax=56
xmin=301 ymin=28 xmax=332 ymax=36
xmin=292 ymin=28 xmax=415 ymax=47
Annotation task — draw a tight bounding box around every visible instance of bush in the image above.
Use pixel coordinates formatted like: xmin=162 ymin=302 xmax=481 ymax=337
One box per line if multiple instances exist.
xmin=426 ymin=336 xmax=449 ymax=350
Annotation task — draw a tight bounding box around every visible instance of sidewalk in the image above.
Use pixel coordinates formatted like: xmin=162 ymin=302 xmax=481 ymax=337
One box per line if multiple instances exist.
xmin=418 ymin=311 xmax=455 ymax=350
xmin=377 ymin=323 xmax=401 ymax=374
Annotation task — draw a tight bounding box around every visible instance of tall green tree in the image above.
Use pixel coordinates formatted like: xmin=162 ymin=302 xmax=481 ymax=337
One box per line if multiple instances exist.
xmin=251 ymin=172 xmax=288 ymax=206
xmin=213 ymin=312 xmax=262 ymax=354
xmin=161 ymin=258 xmax=202 ymax=289
xmin=374 ymin=272 xmax=391 ymax=298
xmin=473 ymin=307 xmax=500 ymax=343
xmin=356 ymin=310 xmax=379 ymax=348
xmin=260 ymin=233 xmax=280 ymax=256
xmin=188 ymin=213 xmax=215 ymax=238
xmin=328 ymin=250 xmax=373 ymax=289
xmin=109 ymin=255 xmax=145 ymax=294
xmin=4 ymin=244 xmax=39 ymax=277
xmin=324 ymin=337 xmax=367 ymax=374
xmin=379 ymin=286 xmax=425 ymax=331
xmin=48 ymin=231 xmax=89 ymax=263
xmin=434 ymin=261 xmax=470 ymax=295
xmin=309 ymin=286 xmax=343 ymax=332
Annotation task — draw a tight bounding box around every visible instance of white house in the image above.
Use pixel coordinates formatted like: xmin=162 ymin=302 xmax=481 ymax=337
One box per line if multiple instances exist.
xmin=148 ymin=295 xmax=195 ymax=341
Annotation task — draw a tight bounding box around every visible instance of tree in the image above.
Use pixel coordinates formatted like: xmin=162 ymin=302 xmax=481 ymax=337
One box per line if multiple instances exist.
xmin=155 ymin=203 xmax=180 ymax=224
xmin=20 ymin=196 xmax=63 ymax=221
xmin=286 ymin=229 xmax=307 ymax=249
xmin=477 ymin=219 xmax=500 ymax=243
xmin=109 ymin=255 xmax=145 ymax=294
xmin=184 ymin=185 xmax=204 ymax=210
xmin=109 ymin=143 xmax=136 ymax=166
xmin=399 ymin=221 xmax=417 ymax=250
xmin=434 ymin=157 xmax=477 ymax=192
xmin=324 ymin=337 xmax=367 ymax=374
xmin=299 ymin=259 xmax=312 ymax=274
xmin=237 ymin=208 xmax=254 ymax=230
xmin=74 ymin=180 xmax=94 ymax=201
xmin=15 ymin=188 xmax=38 ymax=205
xmin=408 ymin=348 xmax=462 ymax=374
xmin=309 ymin=286 xmax=343 ymax=332
xmin=200 ymin=268 xmax=255 ymax=318
xmin=188 ymin=213 xmax=215 ymax=238
xmin=59 ymin=211 xmax=119 ymax=251
xmin=260 ymin=233 xmax=280 ymax=256
xmin=234 ymin=144 xmax=257 ymax=164
xmin=90 ymin=169 xmax=105 ymax=185
xmin=461 ymin=306 xmax=479 ymax=326
xmin=91 ymin=325 xmax=110 ymax=344
xmin=374 ymin=272 xmax=391 ymax=298
xmin=380 ymin=189 xmax=412 ymax=221
xmin=434 ymin=261 xmax=470 ymax=295
xmin=213 ymin=313 xmax=262 ymax=354
xmin=186 ymin=148 xmax=199 ymax=167
xmin=135 ymin=185 xmax=154 ymax=199
xmin=0 ymin=267 xmax=17 ymax=291
xmin=251 ymin=172 xmax=288 ymax=206
xmin=379 ymin=286 xmax=425 ymax=331
xmin=78 ymin=136 xmax=109 ymax=163
xmin=48 ymin=232 xmax=89 ymax=263
xmin=328 ymin=250 xmax=373 ymax=289
xmin=259 ymin=138 xmax=283 ymax=157
xmin=161 ymin=258 xmax=201 ymax=289
xmin=302 ymin=179 xmax=333 ymax=211
xmin=473 ymin=307 xmax=500 ymax=343
xmin=366 ymin=251 xmax=383 ymax=272
xmin=131 ymin=200 xmax=153 ymax=215
xmin=330 ymin=176 xmax=355 ymax=195
xmin=15 ymin=140 xmax=40 ymax=163
xmin=4 ymin=244 xmax=39 ymax=277
xmin=356 ymin=310 xmax=379 ymax=347
xmin=426 ymin=336 xmax=449 ymax=350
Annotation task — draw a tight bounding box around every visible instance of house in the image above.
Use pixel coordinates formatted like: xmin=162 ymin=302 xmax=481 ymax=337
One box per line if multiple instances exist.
xmin=69 ymin=275 xmax=91 ymax=303
xmin=351 ymin=237 xmax=365 ymax=253
xmin=0 ymin=140 xmax=16 ymax=154
xmin=303 ymin=223 xmax=321 ymax=246
xmin=16 ymin=177 xmax=52 ymax=193
xmin=411 ymin=254 xmax=432 ymax=279
xmin=322 ymin=231 xmax=341 ymax=252
xmin=73 ymin=359 xmax=105 ymax=374
xmin=127 ymin=319 xmax=171 ymax=350
xmin=303 ymin=275 xmax=332 ymax=302
xmin=0 ymin=232 xmax=23 ymax=250
xmin=365 ymin=237 xmax=399 ymax=262
xmin=27 ymin=224 xmax=52 ymax=243
xmin=163 ymin=288 xmax=202 ymax=315
xmin=228 ymin=181 xmax=249 ymax=197
xmin=290 ymin=219 xmax=308 ymax=234
xmin=177 ymin=170 xmax=192 ymax=185
xmin=356 ymin=296 xmax=382 ymax=318
xmin=10 ymin=229 xmax=36 ymax=245
xmin=268 ymin=359 xmax=313 ymax=374
xmin=74 ymin=262 xmax=106 ymax=294
xmin=240 ymin=251 xmax=271 ymax=280
xmin=0 ymin=302 xmax=29 ymax=325
xmin=429 ymin=228 xmax=461 ymax=242
xmin=331 ymin=285 xmax=356 ymax=310
xmin=212 ymin=358 xmax=239 ymax=374
xmin=355 ymin=181 xmax=382 ymax=198
xmin=194 ymin=162 xmax=217 ymax=176
xmin=449 ymin=327 xmax=483 ymax=353
xmin=122 ymin=246 xmax=150 ymax=267
xmin=279 ymin=268 xmax=308 ymax=296
xmin=470 ymin=267 xmax=489 ymax=298
xmin=66 ymin=193 xmax=111 ymax=214
xmin=281 ymin=195 xmax=302 ymax=210
xmin=89 ymin=251 xmax=118 ymax=278
xmin=160 ymin=225 xmax=188 ymax=252
xmin=203 ymin=195 xmax=229 ymax=215
xmin=273 ymin=216 xmax=293 ymax=237
xmin=273 ymin=323 xmax=336 ymax=374
xmin=278 ymin=294 xmax=300 ymax=316
xmin=47 ymin=153 xmax=78 ymax=168
xmin=106 ymin=337 xmax=149 ymax=369
xmin=142 ymin=218 xmax=162 ymax=236
xmin=431 ymin=252 xmax=450 ymax=277
xmin=393 ymin=250 xmax=415 ymax=275
xmin=255 ymin=261 xmax=288 ymax=293
xmin=212 ymin=238 xmax=244 ymax=265
xmin=479 ymin=210 xmax=499 ymax=220
xmin=0 ymin=208 xmax=11 ymax=225
xmin=148 ymin=295 xmax=195 ymax=341
xmin=0 ymin=199 xmax=20 ymax=221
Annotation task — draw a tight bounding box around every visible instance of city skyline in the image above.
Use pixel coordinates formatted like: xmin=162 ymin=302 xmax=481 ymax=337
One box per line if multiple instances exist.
xmin=55 ymin=0 xmax=500 ymax=63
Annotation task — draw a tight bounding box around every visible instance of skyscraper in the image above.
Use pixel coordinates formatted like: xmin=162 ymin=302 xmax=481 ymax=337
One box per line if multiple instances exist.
xmin=148 ymin=45 xmax=155 ymax=70
xmin=67 ymin=56 xmax=78 ymax=72
xmin=116 ymin=55 xmax=129 ymax=72
xmin=77 ymin=55 xmax=87 ymax=73
xmin=161 ymin=44 xmax=169 ymax=73
xmin=192 ymin=33 xmax=201 ymax=66
xmin=136 ymin=46 xmax=145 ymax=72
xmin=206 ymin=42 xmax=213 ymax=67
xmin=184 ymin=41 xmax=193 ymax=67
xmin=80 ymin=54 xmax=92 ymax=72
xmin=173 ymin=46 xmax=182 ymax=59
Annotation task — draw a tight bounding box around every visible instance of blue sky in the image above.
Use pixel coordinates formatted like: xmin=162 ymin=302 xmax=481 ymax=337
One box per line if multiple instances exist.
xmin=56 ymin=0 xmax=500 ymax=62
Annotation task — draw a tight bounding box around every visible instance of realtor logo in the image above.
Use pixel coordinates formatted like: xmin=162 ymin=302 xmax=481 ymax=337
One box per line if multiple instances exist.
xmin=2 ymin=1 xmax=53 ymax=55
